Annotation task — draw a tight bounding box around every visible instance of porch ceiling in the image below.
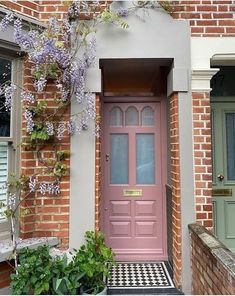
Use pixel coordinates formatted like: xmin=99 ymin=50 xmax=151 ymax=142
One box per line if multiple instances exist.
xmin=100 ymin=58 xmax=172 ymax=96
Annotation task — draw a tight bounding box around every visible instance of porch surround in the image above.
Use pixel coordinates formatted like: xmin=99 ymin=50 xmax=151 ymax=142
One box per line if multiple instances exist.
xmin=70 ymin=3 xmax=194 ymax=293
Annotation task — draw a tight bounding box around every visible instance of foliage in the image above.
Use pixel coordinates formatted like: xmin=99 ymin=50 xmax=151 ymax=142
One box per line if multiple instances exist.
xmin=10 ymin=245 xmax=85 ymax=295
xmin=75 ymin=231 xmax=115 ymax=294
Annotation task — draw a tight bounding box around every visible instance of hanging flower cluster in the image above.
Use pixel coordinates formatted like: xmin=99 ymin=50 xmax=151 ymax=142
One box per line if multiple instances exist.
xmin=0 ymin=0 xmax=164 ymax=214
xmin=0 ymin=7 xmax=100 ymax=142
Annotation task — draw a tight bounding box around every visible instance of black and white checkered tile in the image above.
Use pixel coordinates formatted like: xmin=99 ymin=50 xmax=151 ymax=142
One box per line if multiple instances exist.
xmin=107 ymin=262 xmax=174 ymax=289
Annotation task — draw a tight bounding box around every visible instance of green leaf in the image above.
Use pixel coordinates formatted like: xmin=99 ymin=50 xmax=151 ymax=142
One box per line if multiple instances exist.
xmin=55 ymin=278 xmax=63 ymax=291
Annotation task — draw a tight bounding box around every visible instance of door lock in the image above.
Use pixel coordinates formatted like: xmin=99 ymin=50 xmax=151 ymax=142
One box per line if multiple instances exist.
xmin=217 ymin=174 xmax=224 ymax=181
xmin=105 ymin=154 xmax=110 ymax=162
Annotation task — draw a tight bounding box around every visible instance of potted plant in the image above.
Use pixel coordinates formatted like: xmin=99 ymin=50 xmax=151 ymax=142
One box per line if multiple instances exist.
xmin=75 ymin=231 xmax=115 ymax=295
xmin=10 ymin=245 xmax=85 ymax=295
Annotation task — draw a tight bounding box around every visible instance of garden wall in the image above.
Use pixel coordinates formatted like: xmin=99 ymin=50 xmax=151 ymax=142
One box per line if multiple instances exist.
xmin=189 ymin=223 xmax=235 ymax=294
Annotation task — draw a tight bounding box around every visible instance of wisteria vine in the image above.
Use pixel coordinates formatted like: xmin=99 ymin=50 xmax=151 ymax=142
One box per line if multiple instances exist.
xmin=0 ymin=0 xmax=172 ymax=268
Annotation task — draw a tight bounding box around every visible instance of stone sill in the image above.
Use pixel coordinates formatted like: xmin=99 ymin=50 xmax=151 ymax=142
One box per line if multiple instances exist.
xmin=0 ymin=237 xmax=58 ymax=263
xmin=189 ymin=223 xmax=235 ymax=278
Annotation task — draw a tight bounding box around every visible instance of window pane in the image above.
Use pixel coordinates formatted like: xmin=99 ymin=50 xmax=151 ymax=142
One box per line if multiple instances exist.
xmin=0 ymin=58 xmax=12 ymax=137
xmin=0 ymin=142 xmax=8 ymax=220
xmin=141 ymin=106 xmax=154 ymax=126
xmin=125 ymin=107 xmax=138 ymax=126
xmin=136 ymin=134 xmax=155 ymax=184
xmin=226 ymin=113 xmax=235 ymax=180
xmin=110 ymin=107 xmax=123 ymax=126
xmin=110 ymin=134 xmax=128 ymax=184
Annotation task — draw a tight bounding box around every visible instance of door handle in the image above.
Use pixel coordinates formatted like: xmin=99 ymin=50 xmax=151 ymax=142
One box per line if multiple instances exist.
xmin=105 ymin=154 xmax=110 ymax=162
xmin=217 ymin=174 xmax=224 ymax=181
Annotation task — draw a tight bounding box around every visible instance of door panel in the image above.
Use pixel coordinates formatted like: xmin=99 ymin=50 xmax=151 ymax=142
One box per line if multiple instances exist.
xmin=102 ymin=102 xmax=166 ymax=261
xmin=212 ymin=102 xmax=235 ymax=252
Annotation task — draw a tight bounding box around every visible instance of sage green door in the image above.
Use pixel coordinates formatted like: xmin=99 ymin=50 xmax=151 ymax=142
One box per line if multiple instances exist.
xmin=212 ymin=101 xmax=235 ymax=252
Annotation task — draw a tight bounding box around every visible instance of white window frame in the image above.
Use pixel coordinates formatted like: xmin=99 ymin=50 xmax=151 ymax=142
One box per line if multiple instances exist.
xmin=0 ymin=53 xmax=22 ymax=240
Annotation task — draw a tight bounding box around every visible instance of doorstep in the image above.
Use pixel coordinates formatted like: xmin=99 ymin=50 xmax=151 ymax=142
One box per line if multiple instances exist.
xmin=107 ymin=261 xmax=183 ymax=295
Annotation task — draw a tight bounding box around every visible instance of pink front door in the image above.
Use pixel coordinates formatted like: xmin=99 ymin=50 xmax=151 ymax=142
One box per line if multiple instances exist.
xmin=102 ymin=102 xmax=167 ymax=261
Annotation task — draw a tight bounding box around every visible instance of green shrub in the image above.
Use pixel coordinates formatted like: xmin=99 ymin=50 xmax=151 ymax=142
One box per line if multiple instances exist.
xmin=75 ymin=231 xmax=115 ymax=294
xmin=11 ymin=245 xmax=84 ymax=295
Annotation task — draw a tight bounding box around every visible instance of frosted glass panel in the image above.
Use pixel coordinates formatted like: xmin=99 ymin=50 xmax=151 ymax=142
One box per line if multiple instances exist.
xmin=136 ymin=134 xmax=155 ymax=184
xmin=111 ymin=134 xmax=128 ymax=184
xmin=125 ymin=107 xmax=138 ymax=126
xmin=226 ymin=113 xmax=235 ymax=180
xmin=110 ymin=107 xmax=123 ymax=126
xmin=141 ymin=107 xmax=154 ymax=126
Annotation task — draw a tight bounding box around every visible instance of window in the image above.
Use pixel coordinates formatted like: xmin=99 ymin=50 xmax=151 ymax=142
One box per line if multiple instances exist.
xmin=0 ymin=55 xmax=22 ymax=239
xmin=125 ymin=106 xmax=139 ymax=126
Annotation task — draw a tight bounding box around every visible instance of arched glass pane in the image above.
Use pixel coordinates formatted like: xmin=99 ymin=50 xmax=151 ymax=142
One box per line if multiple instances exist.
xmin=110 ymin=107 xmax=123 ymax=126
xmin=125 ymin=107 xmax=138 ymax=126
xmin=141 ymin=106 xmax=154 ymax=126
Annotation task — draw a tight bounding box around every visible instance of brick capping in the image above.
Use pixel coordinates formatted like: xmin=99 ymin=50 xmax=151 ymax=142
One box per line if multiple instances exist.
xmin=189 ymin=223 xmax=235 ymax=294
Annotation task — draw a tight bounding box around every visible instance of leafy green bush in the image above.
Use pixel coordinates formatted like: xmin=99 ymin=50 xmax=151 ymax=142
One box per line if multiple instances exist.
xmin=10 ymin=245 xmax=84 ymax=295
xmin=75 ymin=231 xmax=115 ymax=294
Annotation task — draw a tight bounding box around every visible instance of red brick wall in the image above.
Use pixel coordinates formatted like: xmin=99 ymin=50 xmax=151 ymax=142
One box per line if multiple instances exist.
xmin=170 ymin=93 xmax=182 ymax=289
xmin=189 ymin=223 xmax=235 ymax=294
xmin=192 ymin=92 xmax=213 ymax=228
xmin=0 ymin=0 xmax=39 ymax=19
xmin=20 ymin=58 xmax=70 ymax=248
xmin=171 ymin=0 xmax=235 ymax=36
xmin=38 ymin=0 xmax=68 ymax=21
xmin=0 ymin=262 xmax=13 ymax=289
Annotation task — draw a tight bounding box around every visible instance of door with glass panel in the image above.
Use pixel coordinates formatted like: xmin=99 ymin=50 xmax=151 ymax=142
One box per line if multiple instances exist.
xmin=102 ymin=102 xmax=166 ymax=261
xmin=212 ymin=102 xmax=235 ymax=252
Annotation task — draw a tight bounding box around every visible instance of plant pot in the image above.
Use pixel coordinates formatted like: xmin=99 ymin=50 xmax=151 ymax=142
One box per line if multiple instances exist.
xmin=97 ymin=286 xmax=107 ymax=295
xmin=81 ymin=286 xmax=107 ymax=295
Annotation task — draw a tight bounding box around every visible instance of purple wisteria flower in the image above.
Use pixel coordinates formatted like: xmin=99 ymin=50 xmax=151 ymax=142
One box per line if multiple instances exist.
xmin=39 ymin=182 xmax=47 ymax=195
xmin=0 ymin=12 xmax=14 ymax=32
xmin=21 ymin=91 xmax=35 ymax=103
xmin=116 ymin=7 xmax=130 ymax=17
xmin=68 ymin=1 xmax=80 ymax=18
xmin=61 ymin=89 xmax=70 ymax=101
xmin=56 ymin=123 xmax=66 ymax=140
xmin=67 ymin=120 xmax=76 ymax=135
xmin=62 ymin=20 xmax=72 ymax=43
xmin=80 ymin=117 xmax=88 ymax=131
xmin=4 ymin=84 xmax=16 ymax=111
xmin=94 ymin=123 xmax=100 ymax=137
xmin=29 ymin=177 xmax=36 ymax=193
xmin=39 ymin=182 xmax=60 ymax=195
xmin=48 ymin=182 xmax=60 ymax=195
xmin=24 ymin=110 xmax=34 ymax=133
xmin=45 ymin=122 xmax=54 ymax=136
xmin=14 ymin=18 xmax=34 ymax=50
xmin=7 ymin=193 xmax=16 ymax=210
xmin=85 ymin=36 xmax=96 ymax=67
xmin=85 ymin=93 xmax=96 ymax=119
xmin=48 ymin=17 xmax=59 ymax=33
xmin=34 ymin=77 xmax=47 ymax=92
